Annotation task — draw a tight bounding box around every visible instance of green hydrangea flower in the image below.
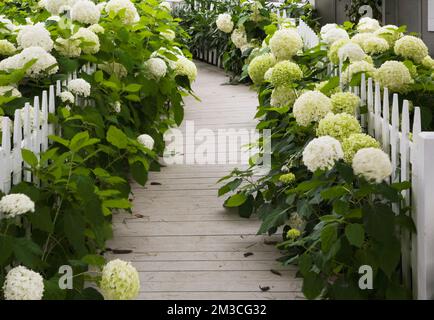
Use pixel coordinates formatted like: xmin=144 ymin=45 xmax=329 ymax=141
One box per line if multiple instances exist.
xmin=270 ymin=60 xmax=303 ymax=87
xmin=279 ymin=172 xmax=296 ymax=184
xmin=342 ymin=133 xmax=381 ymax=163
xmin=331 ymin=92 xmax=360 ymax=115
xmin=317 ymin=113 xmax=361 ymax=141
xmin=247 ymin=53 xmax=276 ymax=84
xmin=374 ymin=60 xmax=413 ymax=93
xmin=394 ymin=35 xmax=428 ymax=63
xmin=270 ymin=86 xmax=298 ymax=107
xmin=287 ymin=228 xmax=301 ymax=239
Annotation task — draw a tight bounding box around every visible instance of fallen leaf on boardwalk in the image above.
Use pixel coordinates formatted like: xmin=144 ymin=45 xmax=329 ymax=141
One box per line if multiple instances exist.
xmin=151 ymin=182 xmax=162 ymax=185
xmin=264 ymin=239 xmax=278 ymax=245
xmin=112 ymin=249 xmax=133 ymax=254
xmin=243 ymin=252 xmax=254 ymax=257
xmin=134 ymin=214 xmax=144 ymax=218
xmin=270 ymin=269 xmax=282 ymax=276
xmin=259 ymin=285 xmax=270 ymax=292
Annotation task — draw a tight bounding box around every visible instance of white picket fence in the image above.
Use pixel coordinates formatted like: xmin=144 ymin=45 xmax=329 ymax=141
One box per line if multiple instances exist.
xmin=0 ymin=63 xmax=95 ymax=194
xmin=347 ymin=74 xmax=434 ymax=300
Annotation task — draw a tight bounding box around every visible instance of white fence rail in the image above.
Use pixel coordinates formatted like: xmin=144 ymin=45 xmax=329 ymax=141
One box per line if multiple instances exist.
xmin=0 ymin=63 xmax=95 ymax=194
xmin=348 ymin=73 xmax=434 ymax=299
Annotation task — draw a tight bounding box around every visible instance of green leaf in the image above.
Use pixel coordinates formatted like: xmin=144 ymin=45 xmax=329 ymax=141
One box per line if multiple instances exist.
xmin=321 ymin=186 xmax=348 ymax=200
xmin=0 ymin=235 xmax=14 ymax=265
xmin=345 ymin=223 xmax=365 ymax=248
xmin=13 ymin=238 xmax=43 ymax=268
xmin=224 ymin=193 xmax=247 ymax=207
xmin=302 ymin=272 xmax=325 ymax=299
xmin=124 ymin=84 xmax=142 ymax=92
xmin=28 ymin=207 xmax=54 ymax=233
xmin=106 ymin=125 xmax=128 ymax=149
xmin=49 ymin=135 xmax=70 ymax=147
xmin=103 ymin=199 xmax=131 ymax=209
xmin=238 ymin=195 xmax=254 ymax=218
xmin=130 ymin=161 xmax=148 ymax=186
xmin=81 ymin=254 xmax=106 ymax=267
xmin=218 ymin=178 xmax=242 ymax=196
xmin=21 ymin=149 xmax=38 ymax=167
xmin=321 ymin=224 xmax=337 ymax=253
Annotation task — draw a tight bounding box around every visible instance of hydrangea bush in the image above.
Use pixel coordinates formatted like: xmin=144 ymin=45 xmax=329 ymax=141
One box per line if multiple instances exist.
xmin=0 ymin=0 xmax=195 ymax=300
xmin=218 ymin=14 xmax=415 ymax=300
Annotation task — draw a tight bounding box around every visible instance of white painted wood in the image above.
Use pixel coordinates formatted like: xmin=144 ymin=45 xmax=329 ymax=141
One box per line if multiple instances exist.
xmin=344 ymin=72 xmax=434 ymax=299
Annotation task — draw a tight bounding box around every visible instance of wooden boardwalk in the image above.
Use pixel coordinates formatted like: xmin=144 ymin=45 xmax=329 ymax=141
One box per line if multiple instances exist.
xmin=107 ymin=62 xmax=302 ymax=300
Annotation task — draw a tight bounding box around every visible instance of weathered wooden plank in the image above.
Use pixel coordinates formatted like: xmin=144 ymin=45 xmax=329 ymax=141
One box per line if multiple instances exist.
xmin=105 ymin=251 xmax=283 ymax=262
xmin=137 ymin=291 xmax=303 ymax=300
xmin=113 ymin=220 xmax=260 ymax=236
xmin=106 ymin=235 xmax=281 ymax=252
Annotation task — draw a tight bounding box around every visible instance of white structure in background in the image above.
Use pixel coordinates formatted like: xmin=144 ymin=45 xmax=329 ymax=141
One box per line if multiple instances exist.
xmin=0 ymin=64 xmax=95 ymax=194
xmin=428 ymin=0 xmax=434 ymax=31
xmin=346 ymin=74 xmax=434 ymax=300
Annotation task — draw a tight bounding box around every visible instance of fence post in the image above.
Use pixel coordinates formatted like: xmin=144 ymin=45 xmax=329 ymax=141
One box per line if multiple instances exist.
xmin=412 ymin=132 xmax=434 ymax=299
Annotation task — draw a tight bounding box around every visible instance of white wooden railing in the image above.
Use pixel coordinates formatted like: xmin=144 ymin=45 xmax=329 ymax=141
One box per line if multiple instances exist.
xmin=347 ymin=74 xmax=434 ymax=300
xmin=0 ymin=63 xmax=95 ymax=194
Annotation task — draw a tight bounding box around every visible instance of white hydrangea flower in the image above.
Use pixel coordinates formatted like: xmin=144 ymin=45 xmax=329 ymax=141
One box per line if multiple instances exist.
xmin=70 ymin=0 xmax=101 ymax=24
xmin=0 ymin=15 xmax=16 ymax=33
xmin=352 ymin=147 xmax=392 ymax=183
xmin=0 ymin=39 xmax=16 ymax=56
xmin=17 ymin=23 xmax=53 ymax=52
xmin=96 ymin=1 xmax=107 ymax=12
xmin=338 ymin=42 xmax=366 ymax=63
xmin=100 ymin=259 xmax=140 ymax=300
xmin=322 ymin=28 xmax=349 ymax=45
xmin=3 ymin=266 xmax=44 ymax=300
xmin=54 ymin=37 xmax=81 ymax=57
xmin=175 ymin=56 xmax=197 ymax=82
xmin=302 ymin=136 xmax=344 ymax=172
xmin=357 ymin=17 xmax=380 ymax=33
xmin=362 ymin=36 xmax=389 ymax=54
xmin=137 ymin=134 xmax=155 ymax=149
xmin=144 ymin=57 xmax=167 ymax=80
xmin=105 ymin=0 xmax=140 ymax=25
xmin=0 ymin=85 xmax=21 ymax=98
xmin=320 ymin=23 xmax=338 ymax=36
xmin=269 ymin=28 xmax=303 ymax=60
xmin=0 ymin=193 xmax=35 ymax=218
xmin=113 ymin=101 xmax=121 ymax=113
xmin=159 ymin=1 xmax=171 ymax=11
xmin=58 ymin=91 xmax=75 ymax=104
xmin=394 ymin=35 xmax=429 ymax=63
xmin=71 ymin=27 xmax=100 ymax=54
xmin=88 ymin=24 xmax=104 ymax=34
xmin=231 ymin=27 xmax=248 ymax=49
xmin=293 ymin=91 xmax=332 ymax=126
xmin=341 ymin=60 xmax=376 ymax=85
xmin=0 ymin=46 xmax=59 ymax=78
xmin=216 ymin=13 xmax=234 ymax=33
xmin=160 ymin=29 xmax=176 ymax=41
xmin=374 ymin=24 xmax=402 ymax=46
xmin=67 ymin=78 xmax=91 ymax=97
xmin=42 ymin=0 xmax=78 ymax=15
xmin=288 ymin=212 xmax=306 ymax=232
